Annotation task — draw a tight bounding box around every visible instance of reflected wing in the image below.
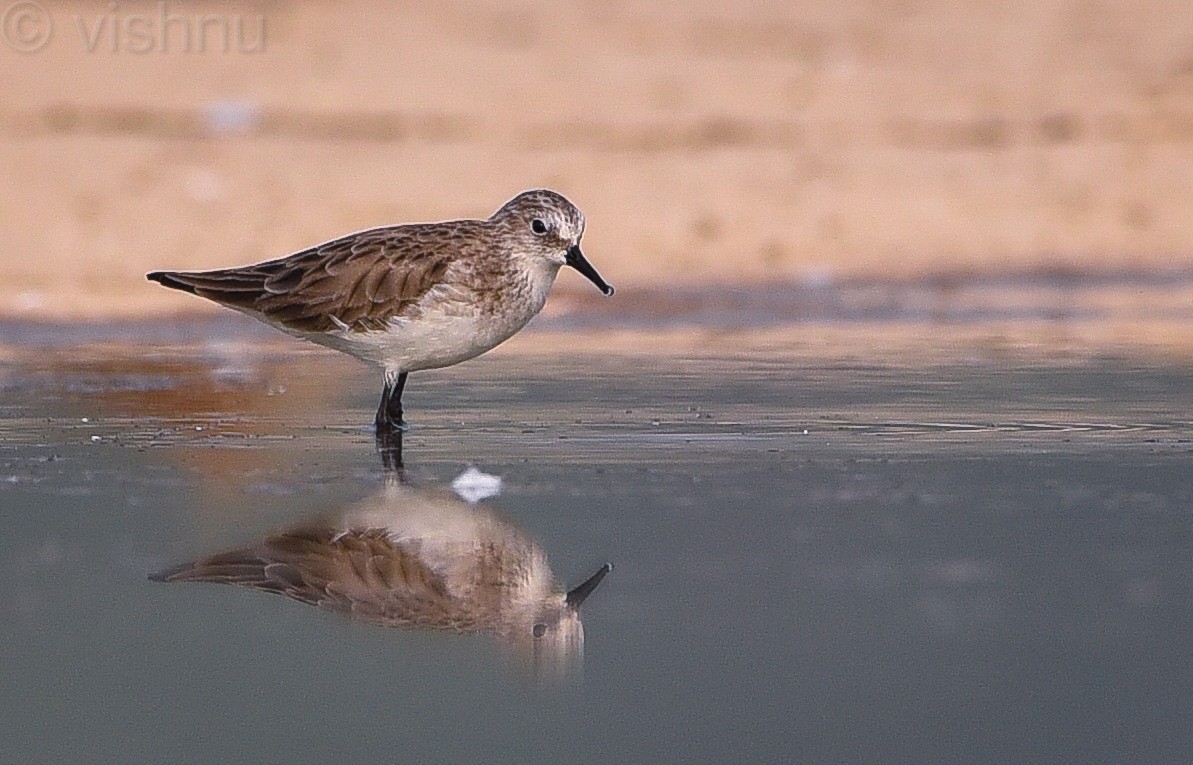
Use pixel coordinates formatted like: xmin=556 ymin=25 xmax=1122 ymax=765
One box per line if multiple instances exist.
xmin=151 ymin=523 xmax=464 ymax=629
xmin=147 ymin=226 xmax=455 ymax=333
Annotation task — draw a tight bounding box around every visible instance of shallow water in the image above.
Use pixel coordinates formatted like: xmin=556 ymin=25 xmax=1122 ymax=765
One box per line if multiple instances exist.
xmin=2 ymin=332 xmax=1193 ymax=763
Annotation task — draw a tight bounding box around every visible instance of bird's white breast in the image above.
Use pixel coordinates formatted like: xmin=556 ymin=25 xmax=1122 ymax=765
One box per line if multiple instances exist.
xmin=314 ymin=261 xmax=560 ymax=374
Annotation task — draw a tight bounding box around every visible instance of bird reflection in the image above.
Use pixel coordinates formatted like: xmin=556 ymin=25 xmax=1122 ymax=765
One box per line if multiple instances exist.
xmin=376 ymin=427 xmax=405 ymax=478
xmin=151 ymin=472 xmax=611 ymax=674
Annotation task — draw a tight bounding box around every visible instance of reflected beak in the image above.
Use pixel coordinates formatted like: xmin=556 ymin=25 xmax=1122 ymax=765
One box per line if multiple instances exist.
xmin=566 ymin=245 xmax=614 ymax=296
xmin=565 ymin=562 xmax=613 ymax=609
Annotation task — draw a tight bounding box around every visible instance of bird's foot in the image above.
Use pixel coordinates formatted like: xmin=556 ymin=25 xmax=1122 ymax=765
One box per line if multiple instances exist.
xmin=374 ymin=400 xmax=407 ymax=433
xmin=374 ymin=415 xmax=408 ymax=433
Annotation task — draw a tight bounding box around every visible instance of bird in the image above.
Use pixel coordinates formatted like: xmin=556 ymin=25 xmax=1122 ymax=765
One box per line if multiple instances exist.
xmin=150 ymin=477 xmax=613 ymax=671
xmin=146 ymin=189 xmax=614 ymax=435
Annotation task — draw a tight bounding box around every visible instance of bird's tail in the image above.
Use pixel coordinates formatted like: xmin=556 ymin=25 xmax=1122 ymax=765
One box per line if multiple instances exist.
xmin=146 ymin=268 xmax=269 ymax=309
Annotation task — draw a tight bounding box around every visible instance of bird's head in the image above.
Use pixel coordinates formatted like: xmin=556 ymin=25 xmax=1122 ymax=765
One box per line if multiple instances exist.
xmin=491 ymin=189 xmax=614 ymax=296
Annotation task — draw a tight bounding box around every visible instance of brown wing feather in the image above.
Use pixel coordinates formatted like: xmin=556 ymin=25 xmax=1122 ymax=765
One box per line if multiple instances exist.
xmin=150 ymin=522 xmax=461 ymax=629
xmin=147 ymin=224 xmax=460 ymax=333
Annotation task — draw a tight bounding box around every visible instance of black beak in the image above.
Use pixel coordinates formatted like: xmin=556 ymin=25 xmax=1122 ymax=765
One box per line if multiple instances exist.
xmin=565 ymin=562 xmax=613 ymax=609
xmin=566 ymin=245 xmax=614 ymax=296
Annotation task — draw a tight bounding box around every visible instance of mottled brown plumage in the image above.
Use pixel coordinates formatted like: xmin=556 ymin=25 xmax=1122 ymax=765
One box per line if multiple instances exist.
xmin=151 ymin=481 xmax=612 ymax=657
xmin=153 ymin=523 xmax=462 ymax=628
xmin=147 ymin=189 xmax=614 ymax=432
xmin=150 ymin=225 xmax=470 ymax=333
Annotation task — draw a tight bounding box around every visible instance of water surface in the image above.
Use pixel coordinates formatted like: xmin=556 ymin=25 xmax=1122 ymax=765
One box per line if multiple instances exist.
xmin=1 ymin=331 xmax=1192 ymax=763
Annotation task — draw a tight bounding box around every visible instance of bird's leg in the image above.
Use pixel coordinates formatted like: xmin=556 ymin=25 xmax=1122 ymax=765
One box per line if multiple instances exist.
xmin=374 ymin=377 xmax=394 ymax=432
xmin=375 ymin=372 xmax=409 ymax=481
xmin=374 ymin=371 xmax=409 ymax=431
xmin=388 ymin=372 xmax=408 ymax=428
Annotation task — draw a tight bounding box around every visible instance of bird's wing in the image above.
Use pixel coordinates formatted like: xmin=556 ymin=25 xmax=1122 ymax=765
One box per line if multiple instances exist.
xmin=151 ymin=522 xmax=464 ymax=630
xmin=147 ymin=225 xmax=457 ymax=333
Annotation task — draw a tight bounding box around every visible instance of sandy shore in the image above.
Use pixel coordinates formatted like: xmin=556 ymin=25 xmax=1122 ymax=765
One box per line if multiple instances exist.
xmin=3 ymin=0 xmax=1193 ymax=320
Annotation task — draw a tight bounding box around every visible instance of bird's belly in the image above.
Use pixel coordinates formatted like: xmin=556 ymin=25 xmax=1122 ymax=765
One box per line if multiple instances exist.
xmin=320 ymin=308 xmax=531 ymax=373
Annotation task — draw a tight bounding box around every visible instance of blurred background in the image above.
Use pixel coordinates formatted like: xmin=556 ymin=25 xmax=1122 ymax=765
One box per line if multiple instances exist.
xmin=4 ymin=0 xmax=1193 ymax=325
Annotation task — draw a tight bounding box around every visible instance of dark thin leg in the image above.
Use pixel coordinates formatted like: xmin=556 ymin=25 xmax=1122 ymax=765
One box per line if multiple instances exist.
xmin=389 ymin=372 xmax=408 ymax=425
xmin=374 ymin=372 xmax=409 ymax=432
xmin=375 ymin=372 xmax=410 ymax=482
xmin=374 ymin=378 xmax=393 ymax=430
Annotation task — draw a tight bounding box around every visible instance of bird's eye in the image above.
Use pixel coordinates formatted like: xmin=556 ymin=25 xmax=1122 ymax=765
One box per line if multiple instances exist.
xmin=532 ymin=623 xmax=547 ymax=638
xmin=530 ymin=218 xmax=549 ymax=235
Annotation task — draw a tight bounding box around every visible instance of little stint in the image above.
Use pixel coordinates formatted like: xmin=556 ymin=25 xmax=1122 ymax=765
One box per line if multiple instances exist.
xmin=147 ymin=189 xmax=613 ymax=433
xmin=151 ymin=479 xmax=612 ymax=670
